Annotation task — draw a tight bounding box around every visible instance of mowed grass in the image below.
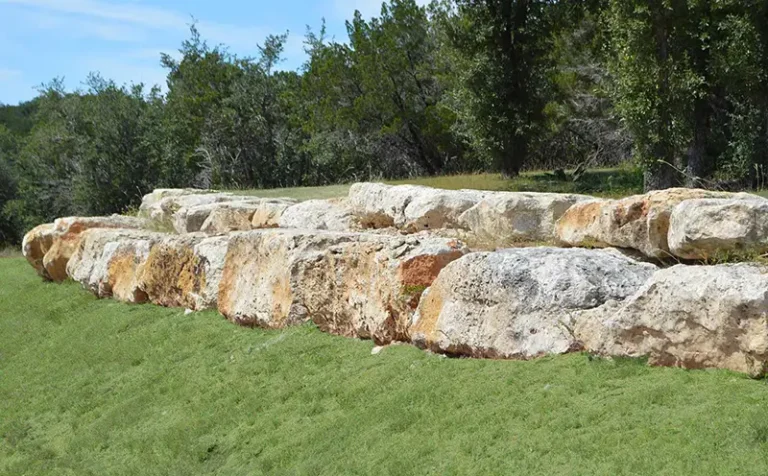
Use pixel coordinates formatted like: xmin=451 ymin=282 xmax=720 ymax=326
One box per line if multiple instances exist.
xmin=233 ymin=167 xmax=646 ymax=201
xmin=4 ymin=257 xmax=768 ymax=475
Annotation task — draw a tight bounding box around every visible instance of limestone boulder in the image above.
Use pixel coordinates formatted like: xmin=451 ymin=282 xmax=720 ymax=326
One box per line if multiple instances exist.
xmin=348 ymin=182 xmax=487 ymax=232
xmin=576 ymin=264 xmax=768 ymax=377
xmin=67 ymin=228 xmax=162 ymax=303
xmin=22 ymin=223 xmax=56 ymax=278
xmin=410 ymin=247 xmax=657 ymax=359
xmin=555 ymin=188 xmax=745 ymax=258
xmin=250 ymin=198 xmax=298 ymax=228
xmin=458 ymin=192 xmax=592 ymax=243
xmin=668 ymin=198 xmax=768 ymax=260
xmin=139 ymin=234 xmax=230 ymax=310
xmin=218 ymin=229 xmax=467 ymax=343
xmin=23 ymin=215 xmax=147 ymax=281
xmin=279 ymin=199 xmax=357 ymax=231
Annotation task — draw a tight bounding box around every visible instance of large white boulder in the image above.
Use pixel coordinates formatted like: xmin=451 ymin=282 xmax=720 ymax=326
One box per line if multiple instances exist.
xmin=410 ymin=247 xmax=657 ymax=358
xmin=668 ymin=198 xmax=768 ymax=260
xmin=458 ymin=192 xmax=593 ymax=243
xmin=348 ymin=182 xmax=487 ymax=232
xmin=278 ymin=199 xmax=357 ymax=231
xmin=576 ymin=264 xmax=768 ymax=377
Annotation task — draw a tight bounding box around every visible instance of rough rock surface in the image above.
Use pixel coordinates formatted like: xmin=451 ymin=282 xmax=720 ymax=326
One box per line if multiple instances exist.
xmin=67 ymin=228 xmax=162 ymax=303
xmin=250 ymin=198 xmax=298 ymax=228
xmin=23 ymin=215 xmax=147 ymax=281
xmin=139 ymin=191 xmax=242 ymax=232
xmin=576 ymin=264 xmax=768 ymax=377
xmin=410 ymin=248 xmax=657 ymax=358
xmin=218 ymin=229 xmax=467 ymax=343
xmin=139 ymin=234 xmax=229 ymax=310
xmin=279 ymin=199 xmax=357 ymax=231
xmin=458 ymin=192 xmax=592 ymax=242
xmin=349 ymin=182 xmax=487 ymax=232
xmin=555 ymin=188 xmax=745 ymax=258
xmin=668 ymin=198 xmax=768 ymax=260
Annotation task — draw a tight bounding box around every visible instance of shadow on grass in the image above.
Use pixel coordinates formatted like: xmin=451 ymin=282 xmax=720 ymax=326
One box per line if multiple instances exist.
xmin=509 ymin=167 xmax=644 ymax=197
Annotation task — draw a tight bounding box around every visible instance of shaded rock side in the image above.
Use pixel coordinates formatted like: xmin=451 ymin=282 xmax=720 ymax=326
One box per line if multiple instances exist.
xmin=410 ymin=247 xmax=657 ymax=359
xmin=576 ymin=264 xmax=768 ymax=377
xmin=668 ymin=198 xmax=768 ymax=260
xmin=555 ymin=188 xmax=747 ymax=258
xmin=217 ymin=230 xmax=467 ymax=344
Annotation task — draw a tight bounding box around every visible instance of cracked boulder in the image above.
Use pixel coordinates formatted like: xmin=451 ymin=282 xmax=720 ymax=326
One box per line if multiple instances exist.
xmin=279 ymin=199 xmax=357 ymax=231
xmin=668 ymin=197 xmax=768 ymax=260
xmin=217 ymin=229 xmax=467 ymax=343
xmin=576 ymin=264 xmax=768 ymax=377
xmin=555 ymin=188 xmax=746 ymax=258
xmin=410 ymin=247 xmax=657 ymax=359
xmin=348 ymin=182 xmax=487 ymax=232
xmin=458 ymin=192 xmax=592 ymax=243
xmin=23 ymin=215 xmax=147 ymax=281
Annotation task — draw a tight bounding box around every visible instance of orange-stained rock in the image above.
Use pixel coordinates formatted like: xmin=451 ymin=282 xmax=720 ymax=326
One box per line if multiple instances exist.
xmin=22 ymin=215 xmax=147 ymax=281
xmin=138 ymin=234 xmax=229 ymax=310
xmin=22 ymin=223 xmax=56 ymax=279
xmin=217 ymin=230 xmax=467 ymax=343
xmin=555 ymin=189 xmax=749 ymax=258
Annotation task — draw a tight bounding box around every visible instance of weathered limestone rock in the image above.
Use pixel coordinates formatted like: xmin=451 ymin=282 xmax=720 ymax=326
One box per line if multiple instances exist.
xmin=279 ymin=199 xmax=357 ymax=231
xmin=576 ymin=264 xmax=768 ymax=377
xmin=668 ymin=198 xmax=768 ymax=260
xmin=458 ymin=192 xmax=592 ymax=243
xmin=410 ymin=248 xmax=657 ymax=359
xmin=555 ymin=188 xmax=743 ymax=258
xmin=218 ymin=229 xmax=467 ymax=343
xmin=22 ymin=223 xmax=55 ymax=278
xmin=67 ymin=228 xmax=162 ymax=303
xmin=250 ymin=198 xmax=298 ymax=228
xmin=140 ymin=192 xmax=241 ymax=232
xmin=349 ymin=182 xmax=487 ymax=232
xmin=23 ymin=215 xmax=147 ymax=281
xmin=139 ymin=234 xmax=230 ymax=310
xmin=138 ymin=188 xmax=213 ymax=215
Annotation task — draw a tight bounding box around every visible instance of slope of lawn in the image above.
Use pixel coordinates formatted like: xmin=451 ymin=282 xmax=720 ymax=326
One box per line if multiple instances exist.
xmin=233 ymin=167 xmax=647 ymax=201
xmin=3 ymin=255 xmax=768 ymax=475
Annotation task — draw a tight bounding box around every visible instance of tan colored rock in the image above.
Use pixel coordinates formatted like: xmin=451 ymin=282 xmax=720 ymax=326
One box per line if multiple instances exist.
xmin=577 ymin=264 xmax=768 ymax=377
xmin=458 ymin=192 xmax=592 ymax=243
xmin=250 ymin=198 xmax=297 ymax=228
xmin=217 ymin=229 xmax=467 ymax=343
xmin=668 ymin=198 xmax=768 ymax=260
xmin=279 ymin=199 xmax=357 ymax=231
xmin=348 ymin=182 xmax=487 ymax=232
xmin=22 ymin=223 xmax=56 ymax=279
xmin=23 ymin=215 xmax=147 ymax=281
xmin=555 ymin=188 xmax=742 ymax=258
xmin=67 ymin=228 xmax=162 ymax=303
xmin=138 ymin=234 xmax=230 ymax=310
xmin=410 ymin=248 xmax=657 ymax=359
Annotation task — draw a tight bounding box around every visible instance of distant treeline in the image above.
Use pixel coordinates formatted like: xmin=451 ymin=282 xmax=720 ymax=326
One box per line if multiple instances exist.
xmin=2 ymin=0 xmax=768 ymax=244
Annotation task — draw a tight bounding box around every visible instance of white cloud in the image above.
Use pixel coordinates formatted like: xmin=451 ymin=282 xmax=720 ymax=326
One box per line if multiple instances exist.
xmin=0 ymin=0 xmax=287 ymax=49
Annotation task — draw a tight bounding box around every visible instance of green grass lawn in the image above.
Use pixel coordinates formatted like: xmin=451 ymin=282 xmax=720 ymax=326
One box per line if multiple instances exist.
xmin=232 ymin=167 xmax=647 ymax=201
xmin=3 ymin=258 xmax=768 ymax=474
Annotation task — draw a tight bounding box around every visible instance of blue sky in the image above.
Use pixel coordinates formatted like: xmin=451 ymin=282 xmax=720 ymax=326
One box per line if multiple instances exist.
xmin=0 ymin=0 xmax=402 ymax=104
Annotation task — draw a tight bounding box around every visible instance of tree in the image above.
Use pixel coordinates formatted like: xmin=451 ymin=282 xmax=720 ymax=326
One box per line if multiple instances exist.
xmin=442 ymin=0 xmax=559 ymax=177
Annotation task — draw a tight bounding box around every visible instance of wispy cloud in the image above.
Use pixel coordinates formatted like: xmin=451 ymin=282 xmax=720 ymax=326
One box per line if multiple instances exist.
xmin=0 ymin=0 xmax=285 ymax=49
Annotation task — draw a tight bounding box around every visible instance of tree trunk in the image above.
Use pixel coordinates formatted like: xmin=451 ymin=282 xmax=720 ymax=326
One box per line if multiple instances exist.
xmin=685 ymin=98 xmax=708 ymax=188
